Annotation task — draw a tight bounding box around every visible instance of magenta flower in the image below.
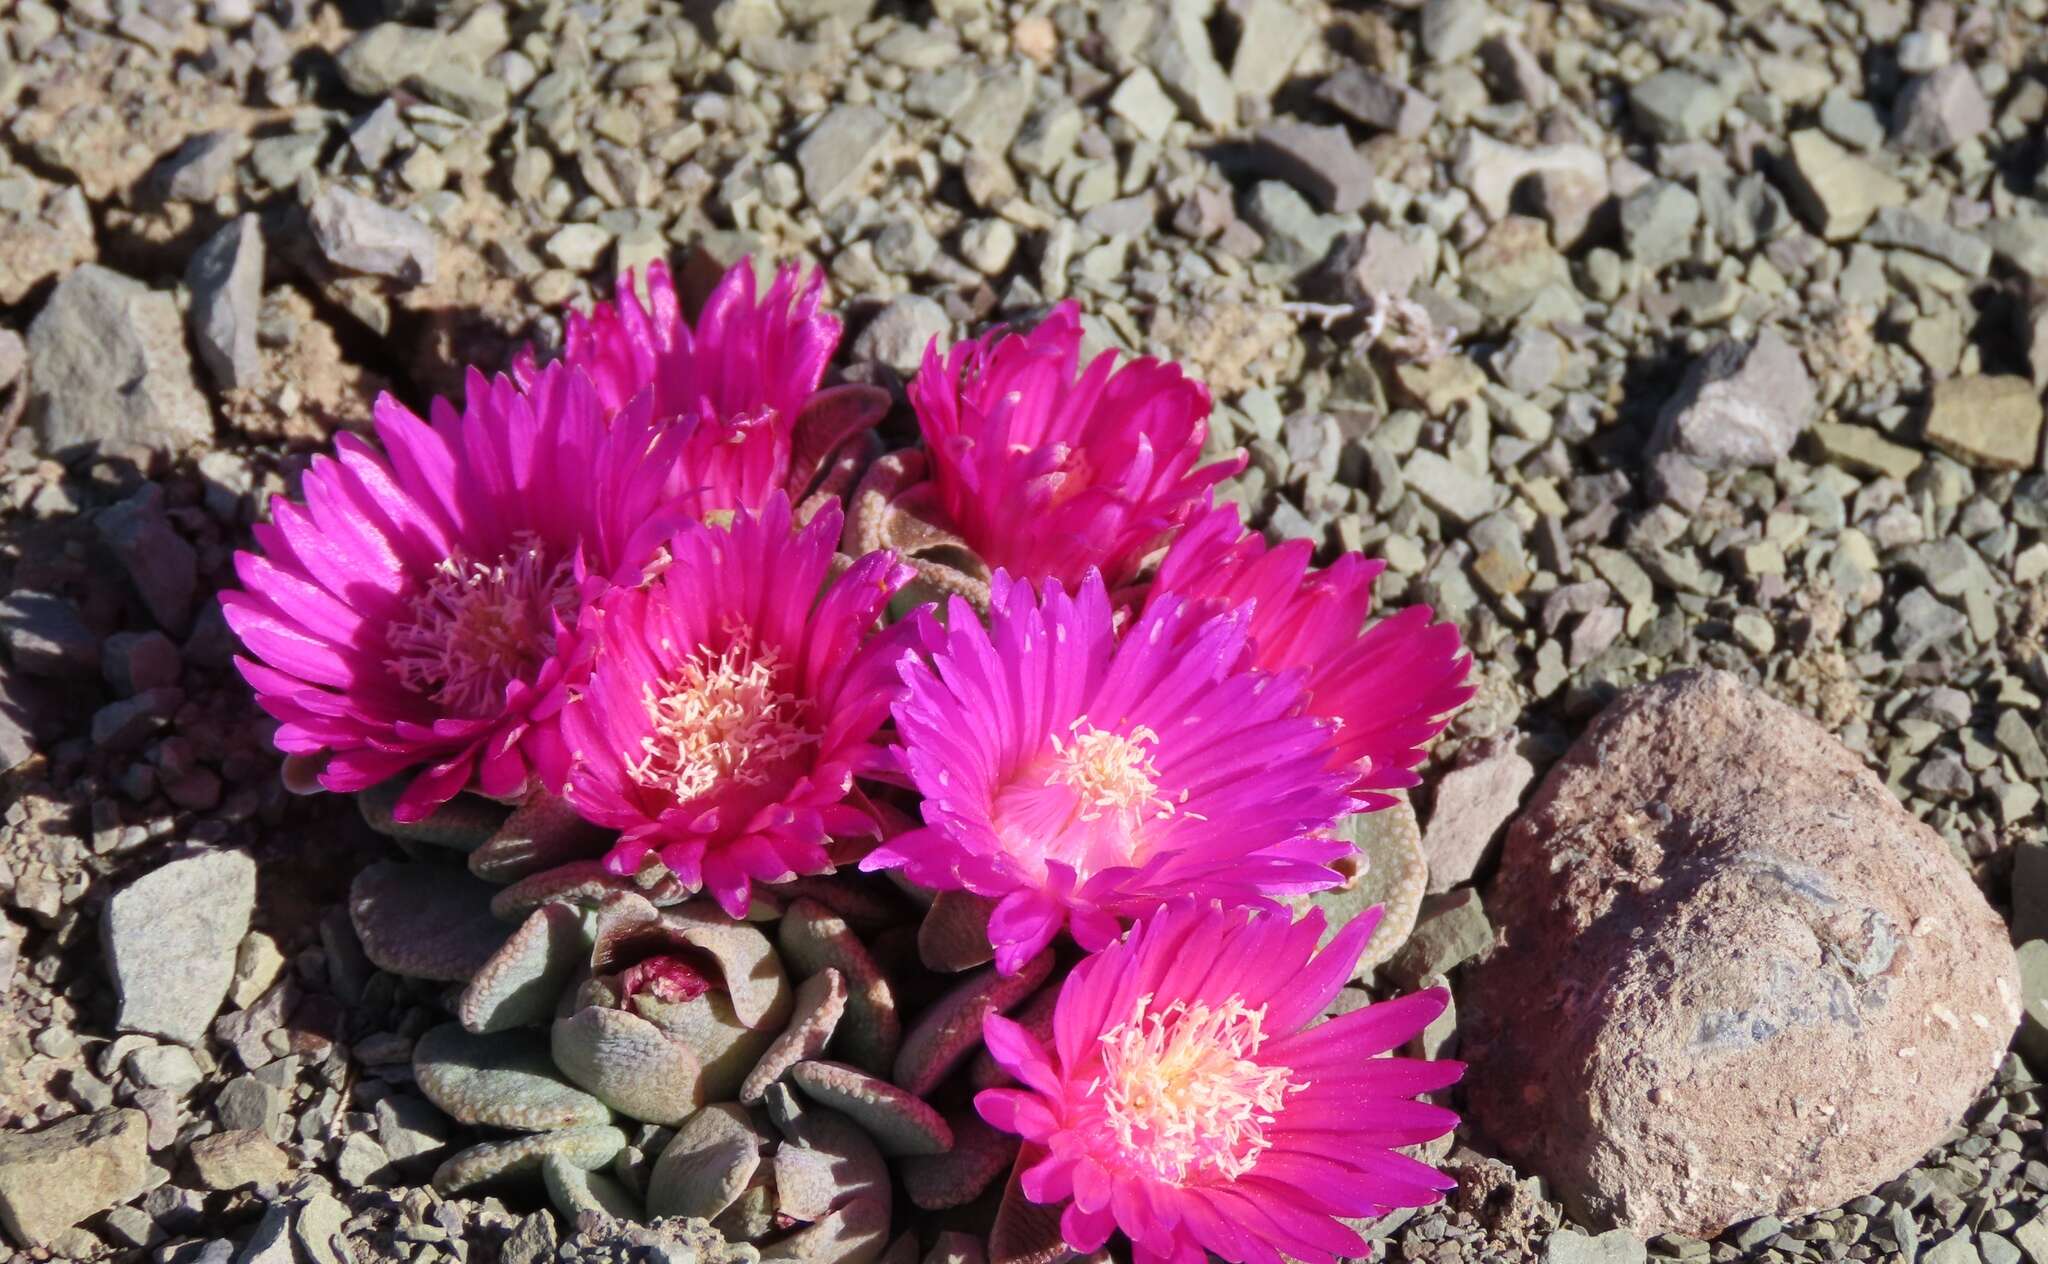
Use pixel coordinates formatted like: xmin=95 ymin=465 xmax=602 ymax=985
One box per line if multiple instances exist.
xmin=977 ymin=900 xmax=1462 ymax=1264
xmin=907 ymin=302 xmax=1241 ymax=591
xmin=552 ymin=494 xmax=924 ymax=918
xmin=513 ymin=257 xmax=883 ymax=513
xmin=1148 ymin=504 xmax=1472 ymax=809
xmin=223 ymin=365 xmax=690 ymax=821
xmin=863 ymin=570 xmax=1354 ymax=974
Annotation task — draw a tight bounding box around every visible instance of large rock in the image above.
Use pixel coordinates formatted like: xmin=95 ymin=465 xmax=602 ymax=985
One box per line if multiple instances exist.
xmin=27 ymin=264 xmax=212 ymax=458
xmin=1463 ymin=670 xmax=2019 ymax=1238
xmin=1650 ymin=331 xmax=1816 ymax=469
xmin=103 ymin=850 xmax=257 ymax=1045
xmin=0 ymin=1110 xmax=152 ymax=1249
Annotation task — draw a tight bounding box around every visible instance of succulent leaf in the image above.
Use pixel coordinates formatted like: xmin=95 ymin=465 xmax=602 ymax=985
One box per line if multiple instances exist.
xmin=471 ymin=790 xmax=615 ymax=882
xmin=459 ymin=902 xmax=589 ymax=1033
xmin=1304 ymin=795 xmax=1426 ymax=976
xmin=414 ymin=1023 xmax=613 ymax=1131
xmin=758 ymin=1197 xmax=889 ymax=1264
xmin=742 ymin=968 xmax=847 ymax=1104
xmin=432 ymin=1124 xmax=627 ymax=1195
xmin=917 ymin=890 xmax=996 ymax=973
xmin=647 ymin=1102 xmax=767 ymax=1221
xmin=892 ymin=950 xmax=1053 ymax=1098
xmin=358 ymin=777 xmax=509 ymax=850
xmin=492 ymin=860 xmax=688 ymax=921
xmin=988 ymin=1149 xmax=1072 ymax=1264
xmin=779 ymin=898 xmax=900 ymax=1077
xmin=787 ymin=1061 xmax=953 ymax=1158
xmin=552 ymin=1005 xmax=707 ymax=1126
xmin=543 ymin=1151 xmax=643 ymax=1219
xmin=901 ymin=1110 xmax=1017 ymax=1211
xmin=351 ymin=861 xmax=512 ymax=982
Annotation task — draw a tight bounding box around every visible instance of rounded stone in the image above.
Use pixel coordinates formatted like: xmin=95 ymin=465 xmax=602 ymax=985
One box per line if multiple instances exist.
xmin=1463 ymin=669 xmax=2021 ymax=1237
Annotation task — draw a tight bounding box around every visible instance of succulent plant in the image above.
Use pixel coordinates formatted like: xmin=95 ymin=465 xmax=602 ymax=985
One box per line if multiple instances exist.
xmin=343 ymin=766 xmax=1427 ymax=1261
xmin=236 ymin=260 xmax=1471 ymax=1264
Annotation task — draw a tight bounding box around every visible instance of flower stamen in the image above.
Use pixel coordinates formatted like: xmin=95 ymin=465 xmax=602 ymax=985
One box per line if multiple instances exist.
xmin=1095 ymin=992 xmax=1303 ymax=1185
xmin=627 ymin=642 xmax=816 ymax=803
xmin=1047 ymin=721 xmax=1176 ymax=826
xmin=385 ymin=534 xmax=575 ymax=717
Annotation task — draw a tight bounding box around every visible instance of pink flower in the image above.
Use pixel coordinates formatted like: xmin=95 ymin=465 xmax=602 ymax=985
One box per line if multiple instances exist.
xmin=863 ymin=570 xmax=1354 ymax=974
xmin=1148 ymin=504 xmax=1472 ymax=809
xmin=223 ymin=365 xmax=690 ymax=821
xmin=513 ymin=257 xmax=882 ymax=512
xmin=907 ymin=302 xmax=1241 ymax=590
xmin=977 ymin=900 xmax=1462 ymax=1264
xmin=553 ymin=494 xmax=925 ymax=918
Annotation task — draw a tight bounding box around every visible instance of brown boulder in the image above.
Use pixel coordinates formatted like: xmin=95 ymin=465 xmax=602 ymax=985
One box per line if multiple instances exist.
xmin=1462 ymin=669 xmax=2018 ymax=1237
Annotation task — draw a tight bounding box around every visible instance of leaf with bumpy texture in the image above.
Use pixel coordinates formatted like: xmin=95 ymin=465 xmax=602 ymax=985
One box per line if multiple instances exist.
xmin=742 ymin=968 xmax=847 ymax=1104
xmin=358 ymin=779 xmax=508 ymax=850
xmin=458 ymin=902 xmax=587 ymax=1033
xmin=917 ymin=891 xmax=995 ymax=973
xmin=552 ymin=1006 xmax=705 ymax=1126
xmin=902 ymin=1110 xmax=1017 ymax=1211
xmin=432 ymin=1125 xmax=626 ymax=1195
xmin=647 ymin=1103 xmax=766 ymax=1221
xmin=893 ymin=951 xmax=1052 ymax=1098
xmin=413 ymin=1024 xmax=612 ymax=1131
xmin=759 ymin=1196 xmax=889 ymax=1264
xmin=542 ymin=1151 xmax=642 ymax=1220
xmin=780 ymin=899 xmax=900 ymax=1077
xmin=788 ymin=1061 xmax=952 ymax=1157
xmin=470 ymin=791 xmax=614 ymax=882
xmin=351 ymin=862 xmax=510 ymax=982
xmin=1306 ymin=796 xmax=1427 ymax=976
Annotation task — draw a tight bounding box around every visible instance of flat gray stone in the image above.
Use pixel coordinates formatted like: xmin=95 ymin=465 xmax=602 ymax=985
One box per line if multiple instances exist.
xmin=1629 ymin=70 xmax=1724 ymax=142
xmin=1142 ymin=8 xmax=1235 ymax=131
xmin=187 ymin=214 xmax=265 ymax=390
xmin=307 ymin=185 xmax=438 ymax=284
xmin=0 ymin=591 xmax=97 ymax=679
xmin=0 ymin=1110 xmax=152 ymax=1249
xmin=1250 ymin=120 xmax=1374 ymax=213
xmin=1863 ymin=207 xmax=1992 ymax=278
xmin=1892 ymin=64 xmax=1991 ymax=155
xmin=798 ymin=105 xmax=893 ymax=211
xmin=1545 ymin=1229 xmax=1647 ymax=1264
xmin=1782 ymin=129 xmax=1906 ymax=240
xmin=1403 ymin=450 xmax=1497 ymax=523
xmin=95 ymin=485 xmax=200 ymax=636
xmin=1318 ymin=65 xmax=1437 ymax=139
xmin=1650 ymin=331 xmax=1815 ymax=470
xmin=27 ymin=264 xmax=212 ymax=458
xmin=103 ymin=850 xmax=256 ymax=1045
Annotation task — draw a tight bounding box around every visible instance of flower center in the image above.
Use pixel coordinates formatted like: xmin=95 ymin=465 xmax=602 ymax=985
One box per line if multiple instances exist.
xmin=1094 ymin=992 xmax=1303 ymax=1186
xmin=619 ymin=954 xmax=719 ymax=1005
xmin=385 ymin=535 xmax=575 ymax=717
xmin=627 ymin=642 xmax=816 ymax=804
xmin=1046 ymin=722 xmax=1176 ymax=827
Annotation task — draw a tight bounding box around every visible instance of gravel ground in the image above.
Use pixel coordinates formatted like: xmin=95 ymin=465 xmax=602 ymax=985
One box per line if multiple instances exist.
xmin=1 ymin=0 xmax=2047 ymax=1260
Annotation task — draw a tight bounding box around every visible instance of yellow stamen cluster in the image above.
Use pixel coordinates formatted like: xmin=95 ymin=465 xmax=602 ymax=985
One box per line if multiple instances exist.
xmin=1046 ymin=721 xmax=1178 ymax=826
xmin=627 ymin=642 xmax=816 ymax=803
xmin=1094 ymin=993 xmax=1303 ymax=1185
